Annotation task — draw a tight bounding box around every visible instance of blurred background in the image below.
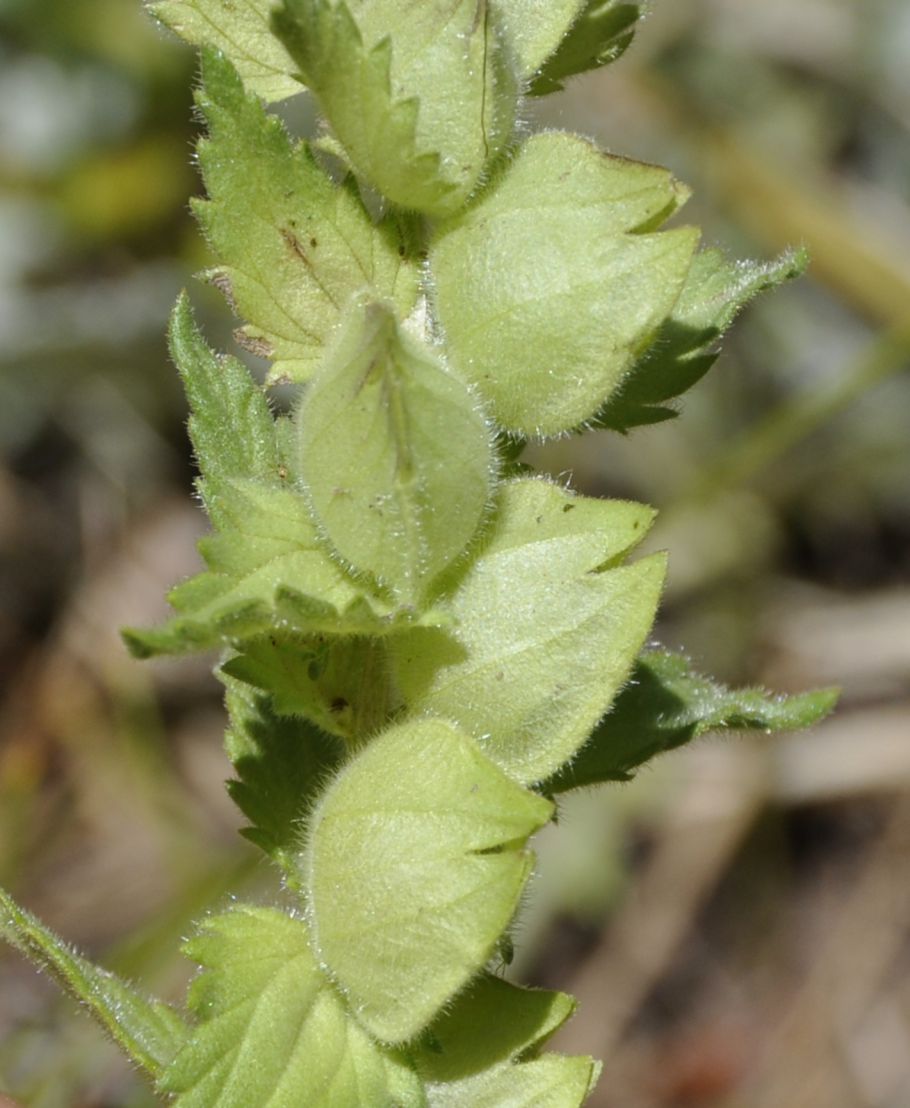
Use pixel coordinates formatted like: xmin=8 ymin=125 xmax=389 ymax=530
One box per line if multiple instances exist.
xmin=0 ymin=1 xmax=908 ymax=1104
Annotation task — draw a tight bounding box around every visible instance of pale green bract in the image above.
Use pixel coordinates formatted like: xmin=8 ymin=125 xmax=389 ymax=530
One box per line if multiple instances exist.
xmin=124 ymin=475 xmax=410 ymax=657
xmin=273 ymin=0 xmax=519 ymax=216
xmin=160 ymin=907 xmax=424 ymax=1106
xmin=303 ymin=717 xmax=553 ymax=1043
xmin=493 ymin=0 xmax=585 ymax=75
xmin=148 ymin=0 xmax=302 ymax=102
xmin=123 ymin=300 xmax=418 ymax=658
xmin=195 ymin=50 xmax=418 ymax=384
xmin=225 ymin=633 xmax=402 ymax=741
xmin=416 ymin=975 xmax=599 ymax=1107
xmin=392 ymin=478 xmax=666 ymax=784
xmin=299 ymin=297 xmax=494 ymax=604
xmin=431 ymin=131 xmax=699 ymax=435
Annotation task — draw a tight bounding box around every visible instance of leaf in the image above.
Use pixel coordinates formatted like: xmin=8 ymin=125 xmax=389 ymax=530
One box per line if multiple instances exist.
xmin=302 ymin=717 xmax=553 ymax=1043
xmin=417 ymin=975 xmax=599 ymax=1107
xmin=273 ymin=0 xmax=519 ymax=216
xmin=299 ymin=297 xmax=494 ymax=604
xmin=224 ymin=633 xmax=402 ymax=742
xmin=160 ymin=906 xmax=425 ymax=1106
xmin=125 ymin=302 xmax=405 ymax=655
xmin=595 ymin=247 xmax=809 ymax=431
xmin=546 ymin=649 xmax=840 ymax=793
xmin=430 ymin=132 xmax=699 ymax=436
xmin=428 ymin=1055 xmax=600 ymax=1107
xmin=123 ymin=477 xmax=406 ymax=658
xmin=221 ymin=675 xmax=344 ymax=874
xmin=391 ymin=479 xmax=666 ymax=785
xmin=0 ymin=886 xmax=187 ymax=1080
xmin=529 ymin=0 xmax=642 ymax=96
xmin=195 ymin=51 xmax=419 ymax=385
xmin=167 ymin=293 xmax=280 ymax=509
xmin=493 ymin=0 xmax=585 ymax=76
xmin=148 ymin=0 xmax=301 ymax=103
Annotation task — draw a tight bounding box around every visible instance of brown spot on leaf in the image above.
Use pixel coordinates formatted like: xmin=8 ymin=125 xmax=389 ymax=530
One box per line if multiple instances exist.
xmin=233 ymin=328 xmax=274 ymax=359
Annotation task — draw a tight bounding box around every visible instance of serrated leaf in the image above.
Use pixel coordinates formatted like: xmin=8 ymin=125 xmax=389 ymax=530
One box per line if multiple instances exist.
xmin=493 ymin=0 xmax=585 ymax=76
xmin=221 ymin=675 xmax=343 ymax=873
xmin=224 ymin=633 xmax=402 ymax=741
xmin=195 ymin=51 xmax=419 ymax=384
xmin=392 ymin=479 xmax=665 ymax=785
xmin=299 ymin=297 xmax=493 ymax=603
xmin=430 ymin=132 xmax=698 ymax=436
xmin=124 ymin=477 xmax=403 ymax=658
xmin=416 ymin=975 xmax=598 ymax=1107
xmin=302 ymin=717 xmax=553 ymax=1043
xmin=529 ymin=0 xmax=641 ymax=96
xmin=148 ymin=0 xmax=301 ymax=103
xmin=168 ymin=293 xmax=280 ymax=509
xmin=160 ymin=906 xmax=425 ymax=1106
xmin=273 ymin=0 xmax=519 ymax=215
xmin=1 ymin=886 xmax=187 ymax=1080
xmin=595 ymin=247 xmax=809 ymax=431
xmin=546 ymin=649 xmax=840 ymax=792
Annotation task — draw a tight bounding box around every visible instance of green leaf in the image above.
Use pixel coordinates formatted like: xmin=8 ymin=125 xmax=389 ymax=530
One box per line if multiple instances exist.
xmin=224 ymin=633 xmax=402 ymax=741
xmin=546 ymin=649 xmax=840 ymax=793
xmin=493 ymin=0 xmax=585 ymax=76
xmin=529 ymin=0 xmax=641 ymax=96
xmin=123 ymin=477 xmax=403 ymax=658
xmin=430 ymin=132 xmax=699 ymax=436
xmin=168 ymin=293 xmax=280 ymax=507
xmin=195 ymin=51 xmax=419 ymax=385
xmin=299 ymin=297 xmax=494 ymax=604
xmin=302 ymin=717 xmax=553 ymax=1043
xmin=595 ymin=247 xmax=809 ymax=431
xmin=417 ymin=975 xmax=599 ymax=1107
xmin=221 ymin=675 xmax=344 ymax=874
xmin=428 ymin=1055 xmax=599 ymax=1107
xmin=0 ymin=886 xmax=187 ymax=1080
xmin=392 ymin=479 xmax=666 ymax=785
xmin=148 ymin=0 xmax=301 ymax=103
xmin=160 ymin=906 xmax=425 ymax=1106
xmin=273 ymin=0 xmax=519 ymax=216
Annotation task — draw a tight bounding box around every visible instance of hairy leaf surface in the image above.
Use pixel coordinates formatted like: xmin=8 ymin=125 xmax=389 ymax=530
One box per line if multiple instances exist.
xmin=530 ymin=0 xmax=641 ymax=95
xmin=196 ymin=51 xmax=418 ymax=384
xmin=299 ymin=298 xmax=493 ymax=603
xmin=160 ymin=907 xmax=424 ymax=1106
xmin=547 ymin=649 xmax=840 ymax=792
xmin=124 ymin=477 xmax=405 ymax=657
xmin=416 ymin=975 xmax=599 ymax=1106
xmin=493 ymin=0 xmax=584 ymax=75
xmin=392 ymin=479 xmax=665 ymax=784
xmin=303 ymin=718 xmax=553 ymax=1043
xmin=1 ymin=886 xmax=186 ymax=1079
xmin=274 ymin=0 xmax=519 ymax=215
xmin=595 ymin=247 xmax=809 ymax=431
xmin=224 ymin=634 xmax=401 ymax=741
xmin=166 ymin=294 xmax=280 ymax=511
xmin=431 ymin=132 xmax=698 ymax=435
xmin=222 ymin=675 xmax=343 ymax=873
xmin=149 ymin=0 xmax=301 ymax=102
